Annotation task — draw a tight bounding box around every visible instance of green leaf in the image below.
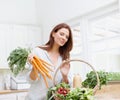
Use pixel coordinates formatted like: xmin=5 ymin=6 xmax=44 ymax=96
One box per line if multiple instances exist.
xmin=82 ymin=70 xmax=108 ymax=89
xmin=7 ymin=47 xmax=31 ymax=76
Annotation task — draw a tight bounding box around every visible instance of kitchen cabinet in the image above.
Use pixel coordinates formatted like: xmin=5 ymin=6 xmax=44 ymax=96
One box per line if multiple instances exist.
xmin=0 ymin=24 xmax=42 ymax=69
xmin=17 ymin=92 xmax=28 ymax=100
xmin=0 ymin=94 xmax=16 ymax=100
xmin=0 ymin=90 xmax=28 ymax=100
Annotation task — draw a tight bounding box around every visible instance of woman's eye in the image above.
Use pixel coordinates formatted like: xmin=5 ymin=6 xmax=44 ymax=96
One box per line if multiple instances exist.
xmin=59 ymin=32 xmax=69 ymax=39
xmin=66 ymin=36 xmax=69 ymax=39
xmin=60 ymin=32 xmax=64 ymax=36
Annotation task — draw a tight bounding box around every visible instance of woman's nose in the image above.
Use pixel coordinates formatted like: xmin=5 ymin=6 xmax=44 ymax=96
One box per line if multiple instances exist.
xmin=62 ymin=36 xmax=67 ymax=41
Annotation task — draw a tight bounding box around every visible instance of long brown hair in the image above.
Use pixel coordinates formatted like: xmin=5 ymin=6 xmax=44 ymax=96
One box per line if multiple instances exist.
xmin=40 ymin=23 xmax=73 ymax=60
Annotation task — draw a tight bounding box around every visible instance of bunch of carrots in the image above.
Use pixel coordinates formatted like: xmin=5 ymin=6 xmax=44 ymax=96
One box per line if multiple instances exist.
xmin=30 ymin=55 xmax=53 ymax=88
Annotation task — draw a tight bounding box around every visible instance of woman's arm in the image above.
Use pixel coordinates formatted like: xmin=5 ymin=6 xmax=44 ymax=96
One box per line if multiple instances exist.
xmin=62 ymin=75 xmax=69 ymax=83
xmin=60 ymin=60 xmax=70 ymax=84
xmin=30 ymin=68 xmax=38 ymax=80
xmin=28 ymin=53 xmax=36 ymax=80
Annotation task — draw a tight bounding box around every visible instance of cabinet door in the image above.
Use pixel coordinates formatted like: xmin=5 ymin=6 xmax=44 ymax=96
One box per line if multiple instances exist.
xmin=0 ymin=94 xmax=16 ymax=100
xmin=17 ymin=92 xmax=27 ymax=100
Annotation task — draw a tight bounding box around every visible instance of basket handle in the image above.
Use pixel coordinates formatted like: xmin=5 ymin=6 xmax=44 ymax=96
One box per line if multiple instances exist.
xmin=53 ymin=59 xmax=100 ymax=95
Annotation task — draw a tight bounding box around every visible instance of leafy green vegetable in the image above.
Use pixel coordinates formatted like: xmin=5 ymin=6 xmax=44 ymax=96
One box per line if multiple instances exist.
xmin=47 ymin=82 xmax=70 ymax=100
xmin=82 ymin=71 xmax=108 ymax=89
xmin=7 ymin=47 xmax=31 ymax=76
xmin=66 ymin=88 xmax=93 ymax=100
xmin=107 ymin=72 xmax=120 ymax=81
xmin=47 ymin=82 xmax=94 ymax=100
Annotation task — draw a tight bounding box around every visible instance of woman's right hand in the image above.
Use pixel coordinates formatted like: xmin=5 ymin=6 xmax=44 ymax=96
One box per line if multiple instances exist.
xmin=28 ymin=53 xmax=38 ymax=80
xmin=27 ymin=53 xmax=34 ymax=63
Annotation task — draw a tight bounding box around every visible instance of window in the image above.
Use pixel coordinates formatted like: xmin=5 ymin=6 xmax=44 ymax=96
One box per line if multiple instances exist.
xmin=69 ymin=1 xmax=120 ymax=74
xmin=89 ymin=12 xmax=120 ymax=72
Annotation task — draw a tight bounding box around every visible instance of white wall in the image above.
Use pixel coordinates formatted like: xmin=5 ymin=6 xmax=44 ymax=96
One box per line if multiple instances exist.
xmin=35 ymin=0 xmax=117 ymax=43
xmin=0 ymin=0 xmax=42 ymax=68
xmin=0 ymin=0 xmax=118 ymax=43
xmin=0 ymin=0 xmax=38 ymax=25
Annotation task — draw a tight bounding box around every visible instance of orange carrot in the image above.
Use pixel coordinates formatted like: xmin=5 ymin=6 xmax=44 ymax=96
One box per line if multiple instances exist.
xmin=42 ymin=74 xmax=49 ymax=88
xmin=32 ymin=59 xmax=49 ymax=88
xmin=42 ymin=63 xmax=54 ymax=72
xmin=33 ymin=58 xmax=53 ymax=80
xmin=33 ymin=57 xmax=49 ymax=72
xmin=33 ymin=55 xmax=53 ymax=72
xmin=31 ymin=55 xmax=54 ymax=88
xmin=34 ymin=55 xmax=52 ymax=66
xmin=31 ymin=61 xmax=40 ymax=80
xmin=32 ymin=59 xmax=45 ymax=75
xmin=45 ymin=72 xmax=53 ymax=80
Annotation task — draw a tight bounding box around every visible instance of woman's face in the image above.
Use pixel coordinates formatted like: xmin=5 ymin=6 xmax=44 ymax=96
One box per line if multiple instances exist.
xmin=52 ymin=28 xmax=69 ymax=47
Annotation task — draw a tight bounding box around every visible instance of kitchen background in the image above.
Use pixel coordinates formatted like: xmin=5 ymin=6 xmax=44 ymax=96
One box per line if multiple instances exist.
xmin=0 ymin=0 xmax=120 ymax=99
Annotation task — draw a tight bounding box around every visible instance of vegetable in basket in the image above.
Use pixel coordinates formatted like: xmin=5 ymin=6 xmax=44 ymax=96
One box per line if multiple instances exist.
xmin=47 ymin=82 xmax=94 ymax=100
xmin=47 ymin=58 xmax=100 ymax=100
xmin=47 ymin=82 xmax=70 ymax=100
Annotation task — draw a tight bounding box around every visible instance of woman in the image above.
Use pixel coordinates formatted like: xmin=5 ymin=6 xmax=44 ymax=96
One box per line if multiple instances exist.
xmin=25 ymin=23 xmax=73 ymax=100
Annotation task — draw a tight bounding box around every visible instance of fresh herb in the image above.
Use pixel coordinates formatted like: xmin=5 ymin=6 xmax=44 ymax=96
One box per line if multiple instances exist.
xmin=107 ymin=72 xmax=120 ymax=81
xmin=47 ymin=82 xmax=70 ymax=100
xmin=47 ymin=82 xmax=94 ymax=100
xmin=66 ymin=88 xmax=93 ymax=100
xmin=82 ymin=71 xmax=108 ymax=89
xmin=7 ymin=47 xmax=31 ymax=76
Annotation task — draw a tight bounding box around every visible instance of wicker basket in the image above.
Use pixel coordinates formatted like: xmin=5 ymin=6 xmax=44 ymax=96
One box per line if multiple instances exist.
xmin=51 ymin=59 xmax=100 ymax=100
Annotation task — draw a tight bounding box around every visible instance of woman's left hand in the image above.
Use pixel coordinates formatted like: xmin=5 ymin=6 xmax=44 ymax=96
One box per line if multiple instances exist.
xmin=60 ymin=60 xmax=70 ymax=78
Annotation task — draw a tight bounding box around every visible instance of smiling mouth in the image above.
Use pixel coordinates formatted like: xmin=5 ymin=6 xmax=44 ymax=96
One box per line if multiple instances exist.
xmin=60 ymin=41 xmax=65 ymax=45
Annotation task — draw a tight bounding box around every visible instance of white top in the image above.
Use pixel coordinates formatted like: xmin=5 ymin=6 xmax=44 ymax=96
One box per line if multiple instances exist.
xmin=25 ymin=47 xmax=72 ymax=100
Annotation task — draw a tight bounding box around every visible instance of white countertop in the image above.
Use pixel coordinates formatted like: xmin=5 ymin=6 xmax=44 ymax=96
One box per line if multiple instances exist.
xmin=0 ymin=89 xmax=28 ymax=94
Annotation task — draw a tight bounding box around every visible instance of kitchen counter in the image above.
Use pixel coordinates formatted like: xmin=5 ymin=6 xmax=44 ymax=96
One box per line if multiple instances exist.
xmin=0 ymin=89 xmax=28 ymax=94
xmin=95 ymin=81 xmax=120 ymax=100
